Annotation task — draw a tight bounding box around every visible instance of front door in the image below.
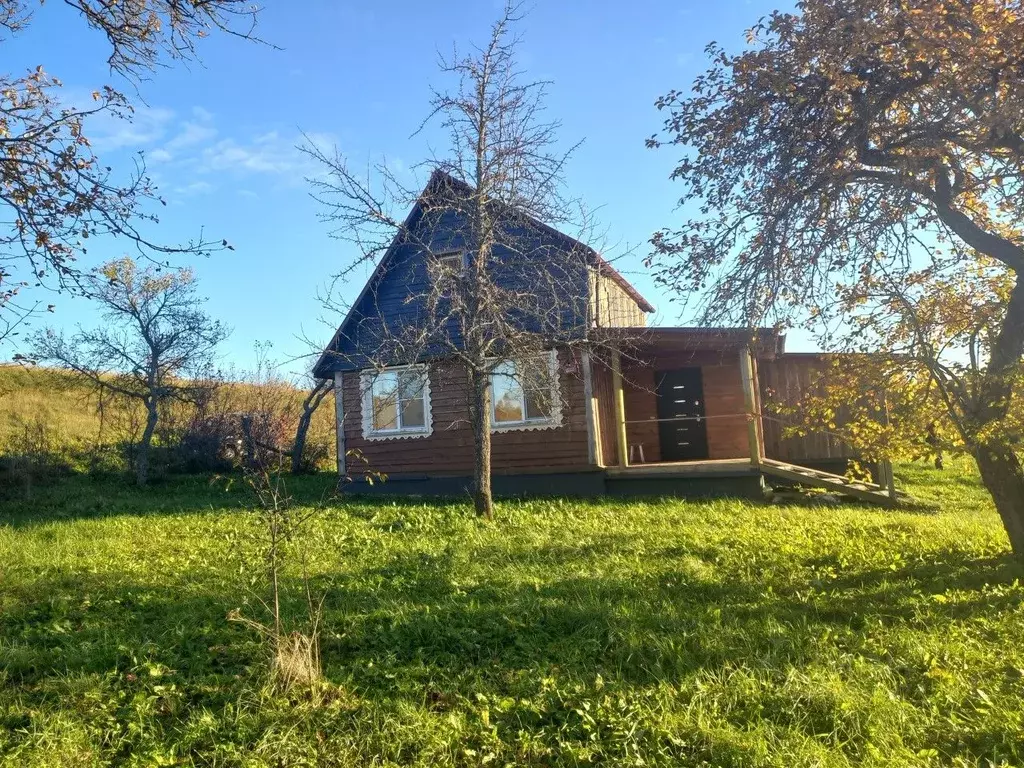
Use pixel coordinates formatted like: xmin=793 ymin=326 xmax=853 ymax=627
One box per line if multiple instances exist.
xmin=655 ymin=368 xmax=709 ymax=461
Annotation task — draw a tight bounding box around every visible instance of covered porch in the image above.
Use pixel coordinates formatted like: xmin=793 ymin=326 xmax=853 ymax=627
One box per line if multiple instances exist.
xmin=584 ymin=328 xmax=897 ymax=504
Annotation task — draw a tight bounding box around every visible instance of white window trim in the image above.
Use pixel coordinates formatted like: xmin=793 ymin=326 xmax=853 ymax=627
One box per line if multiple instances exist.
xmin=490 ymin=349 xmax=564 ymax=433
xmin=359 ymin=364 xmax=433 ymax=441
xmin=430 ymin=250 xmax=467 ymax=277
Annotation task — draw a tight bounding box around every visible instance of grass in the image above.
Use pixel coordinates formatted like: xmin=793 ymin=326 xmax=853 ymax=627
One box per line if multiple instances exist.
xmin=0 ymin=366 xmax=107 ymax=450
xmin=0 ymin=364 xmax=336 ymax=472
xmin=1 ymin=461 xmax=1022 ymax=766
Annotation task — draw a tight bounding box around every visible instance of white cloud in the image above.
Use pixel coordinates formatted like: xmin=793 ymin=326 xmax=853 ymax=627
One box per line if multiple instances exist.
xmin=166 ymin=121 xmax=218 ymax=152
xmin=173 ymin=180 xmax=214 ymax=196
xmin=87 ymin=105 xmax=175 ymax=152
xmin=147 ymin=148 xmax=173 ymax=164
xmin=198 ymin=133 xmax=315 ymax=177
xmin=77 ymin=96 xmax=334 ymax=187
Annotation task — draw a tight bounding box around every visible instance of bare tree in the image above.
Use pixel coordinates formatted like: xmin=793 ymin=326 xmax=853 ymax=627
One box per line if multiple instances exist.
xmin=291 ymin=377 xmax=334 ymax=475
xmin=0 ymin=0 xmax=264 ymax=346
xmin=304 ymin=4 xmax=628 ymax=518
xmin=33 ymin=257 xmax=229 ymax=486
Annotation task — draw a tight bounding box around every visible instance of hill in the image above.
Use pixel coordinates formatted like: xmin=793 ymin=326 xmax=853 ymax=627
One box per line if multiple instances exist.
xmin=0 ymin=364 xmax=336 ymax=468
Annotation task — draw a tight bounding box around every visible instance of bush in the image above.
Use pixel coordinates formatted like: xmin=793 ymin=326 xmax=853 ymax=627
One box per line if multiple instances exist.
xmin=0 ymin=418 xmax=72 ymax=498
xmin=294 ymin=436 xmax=332 ymax=474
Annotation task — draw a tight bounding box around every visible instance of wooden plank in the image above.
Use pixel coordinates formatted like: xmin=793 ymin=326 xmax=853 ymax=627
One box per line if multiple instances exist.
xmin=739 ymin=346 xmax=763 ymax=467
xmin=760 ymin=458 xmax=895 ymax=506
xmin=605 ymin=458 xmax=757 ymax=478
xmin=581 ymin=350 xmax=599 ymax=467
xmin=611 ymin=348 xmax=628 ymax=467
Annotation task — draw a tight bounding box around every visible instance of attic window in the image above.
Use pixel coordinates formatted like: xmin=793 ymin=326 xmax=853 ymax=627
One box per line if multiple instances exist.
xmin=431 ymin=251 xmax=466 ymax=279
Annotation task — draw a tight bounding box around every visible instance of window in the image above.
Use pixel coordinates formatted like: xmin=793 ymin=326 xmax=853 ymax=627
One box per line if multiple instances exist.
xmin=490 ymin=351 xmax=562 ymax=431
xmin=431 ymin=250 xmax=466 ymax=280
xmin=360 ymin=365 xmax=432 ymax=440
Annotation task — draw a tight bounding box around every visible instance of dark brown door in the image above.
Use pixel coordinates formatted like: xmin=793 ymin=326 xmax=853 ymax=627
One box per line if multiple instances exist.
xmin=656 ymin=368 xmax=709 ymax=461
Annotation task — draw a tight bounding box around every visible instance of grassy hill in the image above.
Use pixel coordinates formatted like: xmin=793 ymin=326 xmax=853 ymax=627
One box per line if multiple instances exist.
xmin=0 ymin=460 xmax=1020 ymax=766
xmin=0 ymin=366 xmax=108 ymax=450
xmin=0 ymin=364 xmax=336 ymax=467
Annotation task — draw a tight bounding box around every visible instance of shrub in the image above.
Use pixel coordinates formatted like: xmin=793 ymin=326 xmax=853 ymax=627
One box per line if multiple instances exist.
xmin=0 ymin=417 xmax=72 ymax=499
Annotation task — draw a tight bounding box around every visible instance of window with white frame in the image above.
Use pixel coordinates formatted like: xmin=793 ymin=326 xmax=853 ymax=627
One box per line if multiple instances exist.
xmin=430 ymin=250 xmax=466 ymax=279
xmin=360 ymin=365 xmax=432 ymax=440
xmin=490 ymin=351 xmax=562 ymax=431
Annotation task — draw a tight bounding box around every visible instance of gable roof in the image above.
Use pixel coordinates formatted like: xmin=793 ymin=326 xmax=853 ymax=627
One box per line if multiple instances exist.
xmin=313 ymin=169 xmax=653 ymax=378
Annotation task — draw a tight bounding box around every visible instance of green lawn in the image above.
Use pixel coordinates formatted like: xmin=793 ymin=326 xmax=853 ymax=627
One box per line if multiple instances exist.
xmin=1 ymin=462 xmax=1022 ymax=766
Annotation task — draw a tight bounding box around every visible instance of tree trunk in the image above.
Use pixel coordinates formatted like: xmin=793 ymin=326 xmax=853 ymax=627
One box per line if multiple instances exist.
xmin=971 ymin=277 xmax=1024 ymax=555
xmin=292 ymin=379 xmax=333 ymax=475
xmin=136 ymin=404 xmax=159 ymax=487
xmin=469 ymin=367 xmax=494 ymax=519
xmin=291 ymin=415 xmax=312 ymax=475
xmin=973 ymin=446 xmax=1024 ymax=555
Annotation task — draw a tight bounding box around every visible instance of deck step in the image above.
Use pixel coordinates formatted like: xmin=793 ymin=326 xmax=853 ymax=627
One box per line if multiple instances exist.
xmin=759 ymin=458 xmax=895 ymax=507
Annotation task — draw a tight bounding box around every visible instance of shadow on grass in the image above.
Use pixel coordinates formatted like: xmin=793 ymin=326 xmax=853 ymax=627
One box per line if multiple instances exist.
xmin=0 ymin=472 xmax=345 ymax=528
xmin=320 ymin=548 xmax=1023 ymax=690
xmin=3 ymin=542 xmax=1022 ymax=764
xmin=5 ymin=546 xmax=1020 ymax=688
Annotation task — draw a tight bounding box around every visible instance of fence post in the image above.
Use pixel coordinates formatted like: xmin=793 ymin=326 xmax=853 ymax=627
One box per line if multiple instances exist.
xmin=334 ymin=371 xmax=346 ymax=477
xmin=581 ymin=350 xmax=600 ymax=467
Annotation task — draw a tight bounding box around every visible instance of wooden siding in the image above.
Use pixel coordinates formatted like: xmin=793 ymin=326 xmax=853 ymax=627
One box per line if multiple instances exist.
xmin=589 ymin=268 xmax=647 ymax=328
xmin=759 ymin=356 xmax=859 ymax=462
xmin=342 ymin=350 xmax=591 ymax=478
xmin=327 ymin=204 xmax=591 ymax=373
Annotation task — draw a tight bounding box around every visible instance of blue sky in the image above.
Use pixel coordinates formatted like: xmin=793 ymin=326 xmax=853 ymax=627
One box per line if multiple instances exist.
xmin=6 ymin=0 xmax=800 ymax=374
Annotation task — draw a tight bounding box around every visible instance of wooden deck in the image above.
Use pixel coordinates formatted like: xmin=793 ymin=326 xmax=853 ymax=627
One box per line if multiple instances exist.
xmin=605 ymin=457 xmax=897 ymax=506
xmin=604 ymin=458 xmax=758 ymax=478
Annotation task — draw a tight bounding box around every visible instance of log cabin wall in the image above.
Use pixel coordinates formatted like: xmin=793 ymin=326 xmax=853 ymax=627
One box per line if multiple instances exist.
xmin=341 ymin=349 xmax=591 ymax=478
xmin=758 ymin=355 xmax=859 ymax=462
xmin=589 ymin=268 xmax=648 ymax=328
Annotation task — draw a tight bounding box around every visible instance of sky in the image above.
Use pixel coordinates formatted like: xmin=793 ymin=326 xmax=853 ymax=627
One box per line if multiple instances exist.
xmin=4 ymin=0 xmax=802 ymax=376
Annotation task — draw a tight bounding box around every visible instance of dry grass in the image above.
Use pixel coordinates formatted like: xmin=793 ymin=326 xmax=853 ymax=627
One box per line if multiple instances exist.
xmin=0 ymin=364 xmax=336 ymax=468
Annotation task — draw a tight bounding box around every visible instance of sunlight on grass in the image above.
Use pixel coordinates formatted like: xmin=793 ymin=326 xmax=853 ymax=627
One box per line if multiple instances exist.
xmin=1 ymin=459 xmax=1022 ymax=766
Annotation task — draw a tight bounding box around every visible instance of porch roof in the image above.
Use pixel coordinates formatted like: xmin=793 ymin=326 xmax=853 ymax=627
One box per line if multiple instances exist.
xmin=597 ymin=326 xmax=786 ymax=358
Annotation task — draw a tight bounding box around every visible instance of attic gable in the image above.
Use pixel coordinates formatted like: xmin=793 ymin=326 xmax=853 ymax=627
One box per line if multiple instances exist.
xmin=314 ymin=171 xmax=652 ymax=377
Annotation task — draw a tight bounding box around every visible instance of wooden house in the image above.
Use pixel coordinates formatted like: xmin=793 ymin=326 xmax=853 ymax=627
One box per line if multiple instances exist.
xmin=314 ymin=172 xmax=895 ymax=504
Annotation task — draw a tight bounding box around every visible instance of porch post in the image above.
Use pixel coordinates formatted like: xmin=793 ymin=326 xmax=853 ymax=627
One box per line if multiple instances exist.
xmin=581 ymin=350 xmax=601 ymax=467
xmin=611 ymin=347 xmax=629 ymax=467
xmin=739 ymin=345 xmax=764 ymax=467
xmin=879 ymin=392 xmax=897 ymax=499
xmin=334 ymin=371 xmax=346 ymax=477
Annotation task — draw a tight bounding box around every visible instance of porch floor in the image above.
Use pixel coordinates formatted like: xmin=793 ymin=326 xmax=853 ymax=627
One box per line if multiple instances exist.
xmin=604 ymin=458 xmax=759 ymax=478
xmin=604 ymin=457 xmax=897 ymax=507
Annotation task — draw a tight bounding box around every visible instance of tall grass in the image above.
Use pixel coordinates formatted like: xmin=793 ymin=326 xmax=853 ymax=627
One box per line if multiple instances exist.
xmin=0 ymin=365 xmax=336 ymax=473
xmin=0 ymin=459 xmax=1020 ymax=766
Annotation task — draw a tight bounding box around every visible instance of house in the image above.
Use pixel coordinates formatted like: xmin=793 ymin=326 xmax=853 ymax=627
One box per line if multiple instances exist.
xmin=314 ymin=171 xmax=896 ymax=504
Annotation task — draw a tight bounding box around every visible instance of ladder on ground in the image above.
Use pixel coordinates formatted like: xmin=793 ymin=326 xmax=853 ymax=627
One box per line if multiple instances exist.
xmin=759 ymin=458 xmax=897 ymax=507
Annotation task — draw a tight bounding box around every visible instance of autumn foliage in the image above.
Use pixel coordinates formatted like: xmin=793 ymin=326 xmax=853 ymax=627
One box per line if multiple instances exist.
xmin=651 ymin=0 xmax=1024 ymax=552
